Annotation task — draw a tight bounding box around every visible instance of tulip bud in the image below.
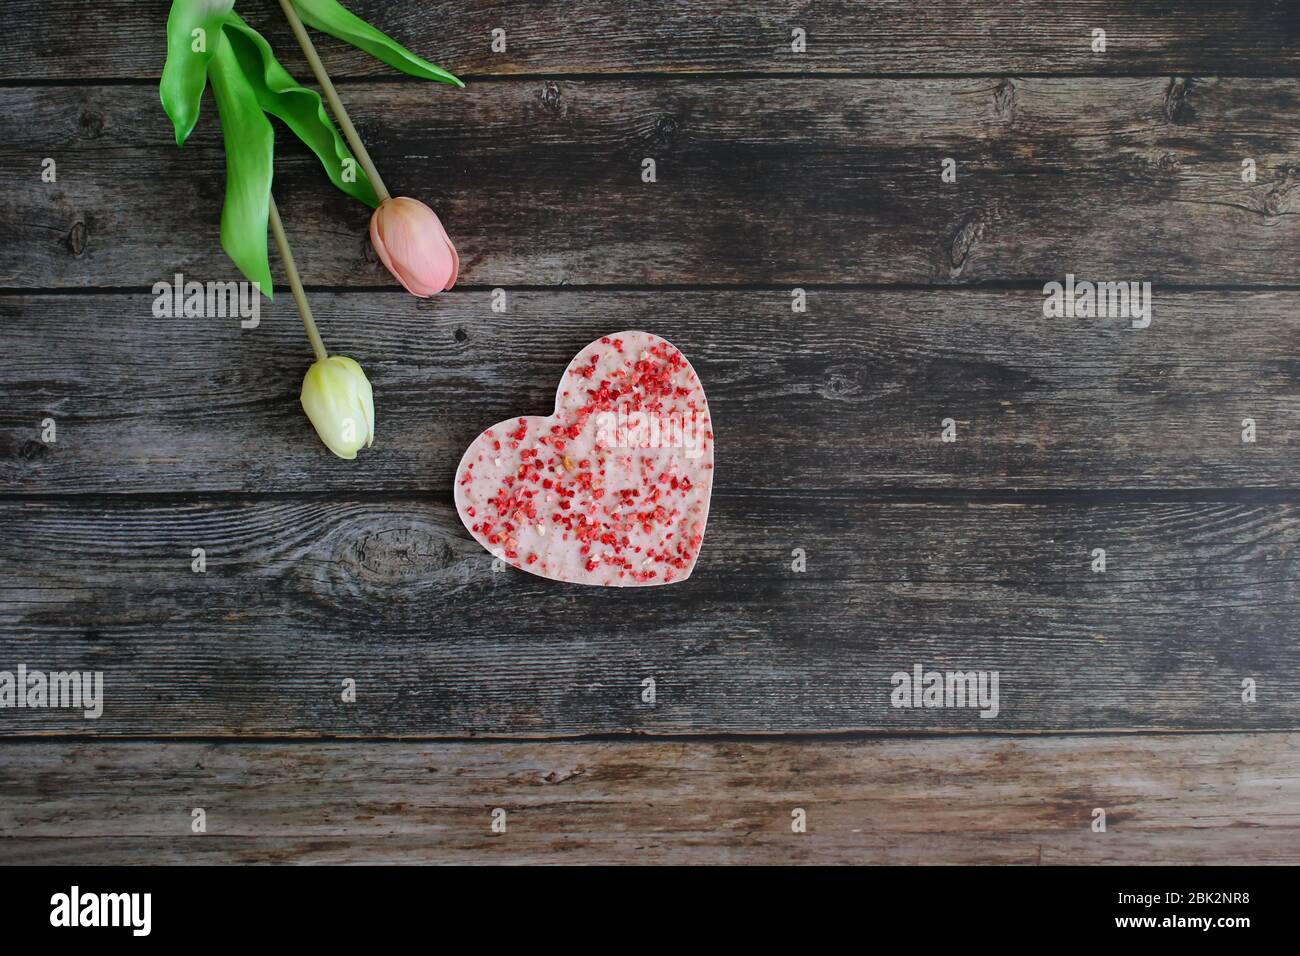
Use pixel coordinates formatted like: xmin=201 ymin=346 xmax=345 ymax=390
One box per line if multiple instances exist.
xmin=300 ymin=355 xmax=375 ymax=460
xmin=369 ymin=197 xmax=459 ymax=296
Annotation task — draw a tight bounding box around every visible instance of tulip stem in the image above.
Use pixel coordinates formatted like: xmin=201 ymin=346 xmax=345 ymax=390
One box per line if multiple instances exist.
xmin=277 ymin=0 xmax=391 ymax=203
xmin=268 ymin=194 xmax=327 ymax=363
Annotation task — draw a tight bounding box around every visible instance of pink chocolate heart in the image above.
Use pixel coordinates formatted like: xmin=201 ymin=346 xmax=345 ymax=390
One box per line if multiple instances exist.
xmin=454 ymin=331 xmax=715 ymax=586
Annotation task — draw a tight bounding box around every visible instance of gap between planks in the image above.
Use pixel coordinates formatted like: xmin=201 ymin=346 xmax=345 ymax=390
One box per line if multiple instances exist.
xmin=3 ymin=728 xmax=1298 ymax=744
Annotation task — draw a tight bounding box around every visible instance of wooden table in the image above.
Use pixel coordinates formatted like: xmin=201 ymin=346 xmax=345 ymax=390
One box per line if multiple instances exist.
xmin=1 ymin=0 xmax=1297 ymax=864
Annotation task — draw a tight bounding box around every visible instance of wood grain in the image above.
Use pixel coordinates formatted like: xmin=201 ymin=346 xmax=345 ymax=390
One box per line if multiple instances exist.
xmin=3 ymin=78 xmax=1298 ymax=288
xmin=2 ymin=0 xmax=1297 ymax=81
xmin=1 ymin=734 xmax=1296 ymax=864
xmin=0 ymin=494 xmax=1295 ymax=735
xmin=2 ymin=289 xmax=1296 ymax=494
xmin=2 ymin=1 xmax=1297 ymax=866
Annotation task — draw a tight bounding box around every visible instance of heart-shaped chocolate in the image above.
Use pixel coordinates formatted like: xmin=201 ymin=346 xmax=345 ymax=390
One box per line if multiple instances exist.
xmin=454 ymin=331 xmax=714 ymax=586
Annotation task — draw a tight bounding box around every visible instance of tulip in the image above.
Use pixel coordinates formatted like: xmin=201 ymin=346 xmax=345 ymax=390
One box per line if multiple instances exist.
xmin=369 ymin=197 xmax=459 ymax=296
xmin=267 ymin=194 xmax=376 ymax=461
xmin=300 ymin=355 xmax=375 ymax=459
xmin=275 ymin=0 xmax=462 ymax=298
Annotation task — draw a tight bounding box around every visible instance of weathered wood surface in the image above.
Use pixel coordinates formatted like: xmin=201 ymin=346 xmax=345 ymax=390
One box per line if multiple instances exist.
xmin=2 ymin=290 xmax=1296 ymax=494
xmin=2 ymin=734 xmax=1297 ymax=864
xmin=4 ymin=77 xmax=1299 ymax=288
xmin=3 ymin=0 xmax=1298 ymax=81
xmin=1 ymin=1 xmax=1297 ymax=866
xmin=1 ymin=495 xmax=1295 ymax=735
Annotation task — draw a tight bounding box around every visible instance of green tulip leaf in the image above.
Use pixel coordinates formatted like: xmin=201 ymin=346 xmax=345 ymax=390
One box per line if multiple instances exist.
xmin=291 ymin=0 xmax=464 ymax=87
xmin=207 ymin=30 xmax=276 ymax=298
xmin=222 ymin=13 xmax=379 ymax=208
xmin=160 ymin=0 xmax=236 ymax=146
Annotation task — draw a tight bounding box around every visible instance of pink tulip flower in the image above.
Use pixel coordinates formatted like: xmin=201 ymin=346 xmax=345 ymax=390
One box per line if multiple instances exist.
xmin=369 ymin=197 xmax=459 ymax=296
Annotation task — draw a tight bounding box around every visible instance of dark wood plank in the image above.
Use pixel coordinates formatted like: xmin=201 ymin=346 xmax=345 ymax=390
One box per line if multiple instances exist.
xmin=3 ymin=0 xmax=1297 ymax=81
xmin=2 ymin=734 xmax=1296 ymax=863
xmin=0 ymin=495 xmax=1295 ymax=735
xmin=3 ymin=78 xmax=1299 ymax=287
xmin=2 ymin=290 xmax=1296 ymax=494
